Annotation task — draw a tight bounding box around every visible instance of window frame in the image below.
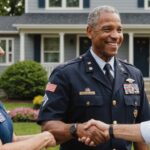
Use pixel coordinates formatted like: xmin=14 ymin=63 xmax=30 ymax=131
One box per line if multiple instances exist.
xmin=41 ymin=35 xmax=60 ymax=63
xmin=144 ymin=0 xmax=150 ymax=9
xmin=0 ymin=38 xmax=14 ymax=65
xmin=46 ymin=0 xmax=83 ymax=10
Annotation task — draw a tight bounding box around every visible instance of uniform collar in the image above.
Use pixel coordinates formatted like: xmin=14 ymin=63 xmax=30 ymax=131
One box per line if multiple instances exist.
xmin=90 ymin=48 xmax=115 ymax=72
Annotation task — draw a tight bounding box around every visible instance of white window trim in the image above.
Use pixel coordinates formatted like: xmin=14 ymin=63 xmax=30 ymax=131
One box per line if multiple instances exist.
xmin=41 ymin=35 xmax=60 ymax=63
xmin=0 ymin=38 xmax=14 ymax=66
xmin=144 ymin=0 xmax=150 ymax=9
xmin=46 ymin=0 xmax=83 ymax=10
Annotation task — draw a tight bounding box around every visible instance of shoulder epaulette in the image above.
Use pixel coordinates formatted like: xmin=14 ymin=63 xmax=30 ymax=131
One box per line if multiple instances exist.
xmin=118 ymin=58 xmax=134 ymax=67
xmin=55 ymin=55 xmax=83 ymax=70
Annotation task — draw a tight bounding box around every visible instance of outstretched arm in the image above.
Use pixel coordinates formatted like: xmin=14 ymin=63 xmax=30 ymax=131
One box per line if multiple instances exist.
xmin=0 ymin=131 xmax=56 ymax=150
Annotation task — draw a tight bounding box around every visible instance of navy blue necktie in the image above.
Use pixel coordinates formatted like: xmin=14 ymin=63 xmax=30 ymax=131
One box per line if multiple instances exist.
xmin=104 ymin=63 xmax=114 ymax=86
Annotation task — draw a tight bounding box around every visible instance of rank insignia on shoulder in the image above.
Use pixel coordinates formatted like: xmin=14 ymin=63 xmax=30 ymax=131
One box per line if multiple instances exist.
xmin=126 ymin=78 xmax=135 ymax=83
xmin=0 ymin=112 xmax=5 ymax=122
xmin=123 ymin=83 xmax=140 ymax=94
xmin=79 ymin=88 xmax=96 ymax=95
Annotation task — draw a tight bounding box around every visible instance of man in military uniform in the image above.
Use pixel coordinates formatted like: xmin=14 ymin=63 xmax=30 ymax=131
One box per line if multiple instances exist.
xmin=37 ymin=5 xmax=150 ymax=150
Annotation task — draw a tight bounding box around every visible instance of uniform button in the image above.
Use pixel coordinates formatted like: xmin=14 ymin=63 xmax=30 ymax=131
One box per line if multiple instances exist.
xmin=86 ymin=101 xmax=90 ymax=106
xmin=89 ymin=67 xmax=93 ymax=71
xmin=112 ymin=100 xmax=117 ymax=106
xmin=87 ymin=61 xmax=92 ymax=65
xmin=113 ymin=120 xmax=117 ymax=124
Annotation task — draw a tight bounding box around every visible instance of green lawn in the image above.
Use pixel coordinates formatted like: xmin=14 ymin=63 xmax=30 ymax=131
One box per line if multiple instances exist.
xmin=3 ymin=100 xmax=59 ymax=150
xmin=3 ymin=100 xmax=33 ymax=110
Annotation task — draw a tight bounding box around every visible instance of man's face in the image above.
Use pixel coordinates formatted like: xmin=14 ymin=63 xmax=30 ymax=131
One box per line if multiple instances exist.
xmin=87 ymin=11 xmax=123 ymax=61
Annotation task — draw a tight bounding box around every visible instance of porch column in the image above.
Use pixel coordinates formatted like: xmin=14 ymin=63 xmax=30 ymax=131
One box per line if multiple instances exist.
xmin=20 ymin=32 xmax=25 ymax=61
xmin=59 ymin=32 xmax=65 ymax=63
xmin=128 ymin=32 xmax=134 ymax=64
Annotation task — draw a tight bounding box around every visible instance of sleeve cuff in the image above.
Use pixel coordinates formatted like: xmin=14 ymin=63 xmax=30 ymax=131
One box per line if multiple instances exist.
xmin=140 ymin=121 xmax=150 ymax=144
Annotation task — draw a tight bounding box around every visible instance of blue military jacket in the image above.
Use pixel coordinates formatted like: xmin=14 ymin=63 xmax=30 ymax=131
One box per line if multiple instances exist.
xmin=38 ymin=50 xmax=150 ymax=150
xmin=0 ymin=102 xmax=13 ymax=144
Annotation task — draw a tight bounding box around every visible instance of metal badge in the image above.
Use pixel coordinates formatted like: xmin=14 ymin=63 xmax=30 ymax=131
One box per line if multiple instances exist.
xmin=126 ymin=78 xmax=135 ymax=83
xmin=133 ymin=109 xmax=138 ymax=118
xmin=0 ymin=112 xmax=6 ymax=122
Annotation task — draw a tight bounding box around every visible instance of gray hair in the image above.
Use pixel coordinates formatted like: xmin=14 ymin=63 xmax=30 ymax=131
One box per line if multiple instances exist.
xmin=87 ymin=5 xmax=120 ymax=27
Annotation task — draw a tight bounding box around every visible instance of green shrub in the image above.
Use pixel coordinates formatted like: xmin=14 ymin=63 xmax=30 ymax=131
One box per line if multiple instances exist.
xmin=0 ymin=60 xmax=48 ymax=100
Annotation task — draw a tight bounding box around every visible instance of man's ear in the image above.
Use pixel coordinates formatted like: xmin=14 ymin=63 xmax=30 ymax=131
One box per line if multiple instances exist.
xmin=86 ymin=26 xmax=93 ymax=39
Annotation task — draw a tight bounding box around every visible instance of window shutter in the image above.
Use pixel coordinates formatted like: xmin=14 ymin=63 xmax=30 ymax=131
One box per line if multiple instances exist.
xmin=39 ymin=0 xmax=45 ymax=8
xmin=34 ymin=35 xmax=41 ymax=62
xmin=138 ymin=0 xmax=144 ymax=8
xmin=83 ymin=0 xmax=90 ymax=8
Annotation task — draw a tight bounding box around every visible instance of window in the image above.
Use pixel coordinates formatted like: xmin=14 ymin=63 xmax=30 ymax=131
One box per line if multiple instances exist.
xmin=0 ymin=38 xmax=14 ymax=64
xmin=46 ymin=0 xmax=83 ymax=9
xmin=145 ymin=0 xmax=150 ymax=9
xmin=42 ymin=35 xmax=60 ymax=62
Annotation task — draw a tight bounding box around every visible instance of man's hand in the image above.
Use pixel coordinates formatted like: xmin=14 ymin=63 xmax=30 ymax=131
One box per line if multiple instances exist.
xmin=78 ymin=119 xmax=110 ymax=146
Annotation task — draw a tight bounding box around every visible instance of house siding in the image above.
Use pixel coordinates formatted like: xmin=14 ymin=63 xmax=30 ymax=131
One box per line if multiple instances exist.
xmin=91 ymin=0 xmax=149 ymax=13
xmin=26 ymin=0 xmax=149 ymax=13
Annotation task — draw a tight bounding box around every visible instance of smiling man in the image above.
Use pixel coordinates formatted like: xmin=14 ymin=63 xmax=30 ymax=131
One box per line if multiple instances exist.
xmin=38 ymin=5 xmax=150 ymax=150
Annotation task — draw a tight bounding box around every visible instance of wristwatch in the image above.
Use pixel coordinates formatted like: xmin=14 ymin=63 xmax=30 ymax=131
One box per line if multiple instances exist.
xmin=69 ymin=123 xmax=78 ymax=138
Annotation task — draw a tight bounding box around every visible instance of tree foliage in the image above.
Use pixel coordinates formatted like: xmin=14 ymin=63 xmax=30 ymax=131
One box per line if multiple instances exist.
xmin=0 ymin=0 xmax=24 ymax=16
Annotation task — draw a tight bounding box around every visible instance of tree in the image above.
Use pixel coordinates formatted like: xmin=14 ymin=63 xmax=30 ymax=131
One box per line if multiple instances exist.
xmin=0 ymin=0 xmax=24 ymax=16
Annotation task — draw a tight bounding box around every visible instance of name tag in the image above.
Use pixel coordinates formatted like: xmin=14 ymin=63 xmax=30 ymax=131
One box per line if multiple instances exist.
xmin=79 ymin=91 xmax=96 ymax=95
xmin=79 ymin=88 xmax=96 ymax=95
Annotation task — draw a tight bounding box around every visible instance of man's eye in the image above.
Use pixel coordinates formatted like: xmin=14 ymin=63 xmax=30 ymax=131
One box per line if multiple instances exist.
xmin=103 ymin=28 xmax=111 ymax=32
xmin=118 ymin=28 xmax=123 ymax=33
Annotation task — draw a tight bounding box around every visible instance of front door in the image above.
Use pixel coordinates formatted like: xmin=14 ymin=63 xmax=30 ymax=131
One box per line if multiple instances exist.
xmin=79 ymin=37 xmax=91 ymax=55
xmin=134 ymin=37 xmax=149 ymax=77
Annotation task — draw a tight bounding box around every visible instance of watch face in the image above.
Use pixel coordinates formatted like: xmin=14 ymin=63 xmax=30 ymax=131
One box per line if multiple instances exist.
xmin=70 ymin=124 xmax=77 ymax=138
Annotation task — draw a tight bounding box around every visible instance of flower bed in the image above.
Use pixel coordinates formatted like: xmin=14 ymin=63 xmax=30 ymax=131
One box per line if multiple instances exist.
xmin=9 ymin=107 xmax=39 ymax=122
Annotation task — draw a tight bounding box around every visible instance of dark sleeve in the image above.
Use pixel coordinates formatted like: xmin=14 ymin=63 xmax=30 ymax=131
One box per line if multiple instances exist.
xmin=37 ymin=68 xmax=70 ymax=124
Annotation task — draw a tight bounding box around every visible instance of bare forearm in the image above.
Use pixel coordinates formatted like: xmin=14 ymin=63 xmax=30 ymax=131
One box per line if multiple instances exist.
xmin=42 ymin=120 xmax=72 ymax=144
xmin=113 ymin=124 xmax=144 ymax=142
xmin=1 ymin=132 xmax=53 ymax=150
xmin=13 ymin=134 xmax=37 ymax=142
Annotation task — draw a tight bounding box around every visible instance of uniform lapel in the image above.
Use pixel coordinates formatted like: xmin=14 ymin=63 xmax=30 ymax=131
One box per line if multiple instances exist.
xmin=113 ymin=59 xmax=129 ymax=94
xmin=83 ymin=51 xmax=112 ymax=91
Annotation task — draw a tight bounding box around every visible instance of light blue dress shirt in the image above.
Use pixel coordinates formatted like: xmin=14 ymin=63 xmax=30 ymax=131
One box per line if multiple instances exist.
xmin=90 ymin=48 xmax=115 ymax=77
xmin=140 ymin=121 xmax=150 ymax=144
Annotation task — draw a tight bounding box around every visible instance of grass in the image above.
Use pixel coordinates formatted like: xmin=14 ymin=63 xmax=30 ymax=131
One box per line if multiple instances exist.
xmin=3 ymin=100 xmax=59 ymax=150
xmin=3 ymin=100 xmax=33 ymax=110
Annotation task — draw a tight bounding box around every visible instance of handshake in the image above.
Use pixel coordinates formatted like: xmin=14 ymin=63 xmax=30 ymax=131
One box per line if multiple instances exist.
xmin=76 ymin=119 xmax=111 ymax=146
xmin=74 ymin=119 xmax=144 ymax=146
